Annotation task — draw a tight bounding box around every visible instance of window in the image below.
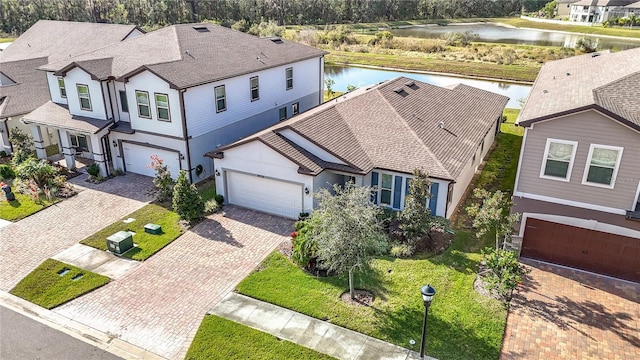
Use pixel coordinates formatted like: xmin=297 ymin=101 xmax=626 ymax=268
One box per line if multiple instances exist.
xmin=286 ymin=67 xmax=293 ymax=90
xmin=58 ymin=77 xmax=66 ymax=98
xmin=292 ymin=102 xmax=299 ymax=115
xmin=155 ymin=93 xmax=171 ymax=121
xmin=540 ymin=139 xmax=578 ymax=181
xmin=380 ymin=174 xmax=393 ymax=205
xmin=136 ymin=91 xmax=150 ymax=118
xmin=279 ymin=107 xmax=287 ymax=121
xmin=215 ymin=85 xmax=226 ymax=112
xmin=582 ymin=144 xmax=623 ymax=188
xmin=76 ymin=84 xmax=91 ymax=111
xmin=250 ymin=77 xmax=259 ymax=101
xmin=70 ymin=134 xmax=88 ymax=152
xmin=119 ymin=90 xmax=128 ymax=113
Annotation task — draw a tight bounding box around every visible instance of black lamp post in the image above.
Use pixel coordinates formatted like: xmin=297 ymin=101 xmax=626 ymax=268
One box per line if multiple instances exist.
xmin=419 ymin=284 xmax=436 ymax=359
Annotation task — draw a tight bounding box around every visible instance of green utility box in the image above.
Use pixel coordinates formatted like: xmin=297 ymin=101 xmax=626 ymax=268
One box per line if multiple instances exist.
xmin=144 ymin=223 xmax=162 ymax=235
xmin=106 ymin=231 xmax=134 ymax=254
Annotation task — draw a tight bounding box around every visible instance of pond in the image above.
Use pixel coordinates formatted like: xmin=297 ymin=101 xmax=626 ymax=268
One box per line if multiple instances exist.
xmin=325 ymin=65 xmax=532 ymax=109
xmin=391 ymin=23 xmax=640 ymax=50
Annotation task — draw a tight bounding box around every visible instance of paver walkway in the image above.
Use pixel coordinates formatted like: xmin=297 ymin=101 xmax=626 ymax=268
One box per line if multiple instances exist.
xmin=211 ymin=293 xmax=436 ymax=360
xmin=53 ymin=206 xmax=292 ymax=359
xmin=0 ymin=173 xmax=153 ymax=291
xmin=501 ymin=259 xmax=640 ymax=360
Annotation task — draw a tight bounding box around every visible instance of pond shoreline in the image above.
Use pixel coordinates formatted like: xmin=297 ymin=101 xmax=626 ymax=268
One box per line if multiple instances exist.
xmin=493 ymin=21 xmax=640 ymax=42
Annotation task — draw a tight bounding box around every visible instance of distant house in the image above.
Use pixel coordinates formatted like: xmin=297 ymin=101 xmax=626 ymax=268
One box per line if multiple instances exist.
xmin=569 ymin=0 xmax=637 ymax=23
xmin=3 ymin=20 xmax=325 ymax=182
xmin=513 ymin=48 xmax=640 ymax=282
xmin=610 ymin=0 xmax=640 ymax=19
xmin=557 ymin=0 xmax=580 ymax=17
xmin=206 ymin=77 xmax=508 ymax=220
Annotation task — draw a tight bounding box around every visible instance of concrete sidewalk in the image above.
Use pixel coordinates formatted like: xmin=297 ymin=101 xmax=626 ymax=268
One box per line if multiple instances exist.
xmin=209 ymin=293 xmax=437 ymax=360
xmin=52 ymin=244 xmax=139 ymax=280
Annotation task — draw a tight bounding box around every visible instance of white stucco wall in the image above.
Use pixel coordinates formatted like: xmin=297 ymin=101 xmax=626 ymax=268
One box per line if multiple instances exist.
xmin=109 ymin=131 xmax=188 ymax=175
xmin=47 ymin=72 xmax=68 ymax=105
xmin=64 ymin=68 xmax=106 ymax=119
xmin=114 ymin=81 xmax=130 ymax=122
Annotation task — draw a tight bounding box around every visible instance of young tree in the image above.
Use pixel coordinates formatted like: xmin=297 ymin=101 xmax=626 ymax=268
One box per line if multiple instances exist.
xmin=466 ymin=189 xmax=520 ymax=249
xmin=399 ymin=168 xmax=432 ymax=241
xmin=147 ymin=155 xmax=175 ymax=202
xmin=172 ymin=170 xmax=204 ymax=223
xmin=311 ymin=182 xmax=388 ymax=299
xmin=9 ymin=127 xmax=34 ymax=165
xmin=324 ymin=78 xmax=335 ymax=98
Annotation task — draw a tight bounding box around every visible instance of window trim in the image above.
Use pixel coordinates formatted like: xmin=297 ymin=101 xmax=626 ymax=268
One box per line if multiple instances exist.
xmin=286 ymin=67 xmax=293 ymax=90
xmin=76 ymin=84 xmax=92 ymax=111
xmin=135 ymin=90 xmax=151 ymax=119
xmin=292 ymin=102 xmax=299 ymax=115
xmin=279 ymin=107 xmax=287 ymax=121
xmin=379 ymin=173 xmax=393 ymax=206
xmin=119 ymin=90 xmax=128 ymax=113
xmin=58 ymin=77 xmax=66 ymax=98
xmin=70 ymin=134 xmax=88 ymax=152
xmin=215 ymin=85 xmax=226 ymax=113
xmin=539 ymin=138 xmax=578 ymax=182
xmin=581 ymin=143 xmax=623 ymax=189
xmin=250 ymin=76 xmax=259 ymax=101
xmin=154 ymin=92 xmax=171 ymax=122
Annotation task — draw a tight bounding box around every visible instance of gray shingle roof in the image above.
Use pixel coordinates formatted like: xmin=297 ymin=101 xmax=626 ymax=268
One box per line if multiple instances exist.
xmin=22 ymin=101 xmax=113 ymax=134
xmin=42 ymin=23 xmax=326 ymax=89
xmin=572 ymin=0 xmax=636 ymax=5
xmin=518 ymin=47 xmax=640 ymax=128
xmin=593 ymin=71 xmax=640 ymax=126
xmin=208 ymin=77 xmax=508 ymax=181
xmin=0 ymin=57 xmax=49 ymax=118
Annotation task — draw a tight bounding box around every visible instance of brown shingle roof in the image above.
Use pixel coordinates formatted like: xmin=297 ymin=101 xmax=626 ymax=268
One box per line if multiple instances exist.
xmin=593 ymin=71 xmax=640 ymax=126
xmin=518 ymin=47 xmax=640 ymax=127
xmin=208 ymin=77 xmax=508 ymax=180
xmin=0 ymin=57 xmax=49 ymax=118
xmin=42 ymin=23 xmax=326 ymax=89
xmin=22 ymin=101 xmax=113 ymax=134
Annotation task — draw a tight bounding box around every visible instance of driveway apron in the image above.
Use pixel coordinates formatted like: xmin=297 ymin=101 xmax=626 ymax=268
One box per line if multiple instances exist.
xmin=501 ymin=259 xmax=640 ymax=360
xmin=0 ymin=173 xmax=153 ymax=291
xmin=52 ymin=206 xmax=293 ymax=359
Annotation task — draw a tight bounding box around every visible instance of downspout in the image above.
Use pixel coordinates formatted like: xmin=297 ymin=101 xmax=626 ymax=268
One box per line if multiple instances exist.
xmin=1 ymin=118 xmax=11 ymax=152
xmin=179 ymin=89 xmax=193 ymax=183
xmin=319 ymin=56 xmax=324 ymax=104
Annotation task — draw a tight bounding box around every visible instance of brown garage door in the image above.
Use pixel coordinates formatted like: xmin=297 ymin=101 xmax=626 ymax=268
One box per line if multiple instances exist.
xmin=521 ymin=218 xmax=640 ymax=282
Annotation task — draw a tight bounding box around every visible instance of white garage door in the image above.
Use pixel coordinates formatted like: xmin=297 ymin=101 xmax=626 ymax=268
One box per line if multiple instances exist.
xmin=226 ymin=171 xmax=303 ymax=219
xmin=122 ymin=143 xmax=181 ymax=179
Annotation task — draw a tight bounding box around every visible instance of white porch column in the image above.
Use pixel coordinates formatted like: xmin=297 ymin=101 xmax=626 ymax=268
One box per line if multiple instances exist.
xmin=89 ymin=134 xmax=108 ymax=177
xmin=30 ymin=124 xmax=47 ymax=159
xmin=58 ymin=129 xmax=76 ymax=170
xmin=0 ymin=121 xmax=10 ymax=154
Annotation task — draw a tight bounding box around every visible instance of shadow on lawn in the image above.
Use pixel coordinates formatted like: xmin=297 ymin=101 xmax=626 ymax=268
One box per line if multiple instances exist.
xmin=8 ymin=199 xmax=20 ymax=208
xmin=314 ymin=265 xmax=392 ymax=302
xmin=428 ymin=249 xmax=480 ymax=275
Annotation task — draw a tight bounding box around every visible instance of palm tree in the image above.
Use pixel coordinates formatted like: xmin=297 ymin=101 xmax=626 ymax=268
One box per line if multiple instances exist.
xmin=629 ymin=14 xmax=637 ymax=28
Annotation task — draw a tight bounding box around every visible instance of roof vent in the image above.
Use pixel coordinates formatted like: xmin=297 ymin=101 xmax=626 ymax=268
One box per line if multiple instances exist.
xmin=192 ymin=26 xmax=209 ymax=33
xmin=393 ymin=87 xmax=404 ymax=94
xmin=404 ymin=80 xmax=415 ymax=87
xmin=270 ymin=37 xmax=284 ymax=44
xmin=543 ymin=90 xmax=549 ymax=94
xmin=566 ymin=72 xmax=571 ymax=76
xmin=438 ymin=121 xmax=444 ymax=129
xmin=591 ymin=52 xmax=601 ymax=58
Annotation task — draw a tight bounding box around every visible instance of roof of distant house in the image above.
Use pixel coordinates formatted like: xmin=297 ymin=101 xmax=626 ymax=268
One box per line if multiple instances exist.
xmin=41 ymin=23 xmax=327 ymax=89
xmin=625 ymin=0 xmax=640 ymax=7
xmin=0 ymin=57 xmax=49 ymax=119
xmin=518 ymin=47 xmax=640 ymax=130
xmin=207 ymin=77 xmax=508 ymax=181
xmin=571 ymin=0 xmax=637 ymax=6
xmin=556 ymin=0 xmax=579 ymax=4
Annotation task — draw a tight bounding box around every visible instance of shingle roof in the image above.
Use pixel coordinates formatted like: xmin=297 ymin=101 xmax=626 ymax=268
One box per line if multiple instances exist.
xmin=22 ymin=101 xmax=113 ymax=134
xmin=518 ymin=47 xmax=640 ymax=128
xmin=42 ymin=23 xmax=326 ymax=89
xmin=208 ymin=77 xmax=508 ymax=180
xmin=0 ymin=57 xmax=49 ymax=118
xmin=572 ymin=0 xmax=636 ymax=5
xmin=626 ymin=0 xmax=640 ymax=7
xmin=593 ymin=71 xmax=640 ymax=126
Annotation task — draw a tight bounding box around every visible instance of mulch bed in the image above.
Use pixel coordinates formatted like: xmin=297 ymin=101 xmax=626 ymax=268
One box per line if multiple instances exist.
xmin=340 ymin=289 xmax=375 ymax=306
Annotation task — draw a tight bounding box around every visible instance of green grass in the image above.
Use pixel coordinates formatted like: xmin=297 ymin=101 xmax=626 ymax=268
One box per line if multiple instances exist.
xmin=495 ymin=17 xmax=640 ymax=39
xmin=0 ymin=192 xmax=58 ymax=221
xmin=0 ymin=37 xmax=15 ymax=43
xmin=10 ymin=259 xmax=110 ymax=309
xmin=186 ymin=315 xmax=335 ymax=360
xmin=323 ymin=90 xmax=345 ymax=102
xmin=80 ymin=203 xmax=183 ymax=261
xmin=326 ymin=51 xmax=539 ymax=82
xmin=45 ymin=144 xmax=60 ymax=157
xmin=197 ymin=179 xmax=217 ymax=202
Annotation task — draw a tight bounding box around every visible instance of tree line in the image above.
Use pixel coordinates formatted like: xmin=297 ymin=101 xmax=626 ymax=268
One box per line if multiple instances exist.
xmin=1 ymin=0 xmax=549 ymax=36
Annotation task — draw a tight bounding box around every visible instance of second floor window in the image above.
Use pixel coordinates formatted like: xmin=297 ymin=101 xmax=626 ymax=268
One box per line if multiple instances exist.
xmin=119 ymin=90 xmax=128 ymax=113
xmin=215 ymin=85 xmax=226 ymax=112
xmin=582 ymin=144 xmax=623 ymax=188
xmin=250 ymin=76 xmax=259 ymax=101
xmin=540 ymin=139 xmax=577 ymax=181
xmin=155 ymin=93 xmax=171 ymax=121
xmin=286 ymin=67 xmax=293 ymax=90
xmin=77 ymin=84 xmax=91 ymax=111
xmin=136 ymin=91 xmax=151 ymax=118
xmin=58 ymin=77 xmax=66 ymax=98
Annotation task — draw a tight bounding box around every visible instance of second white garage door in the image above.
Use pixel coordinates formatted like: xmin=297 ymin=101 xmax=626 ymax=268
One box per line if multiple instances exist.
xmin=122 ymin=143 xmax=181 ymax=179
xmin=226 ymin=171 xmax=303 ymax=219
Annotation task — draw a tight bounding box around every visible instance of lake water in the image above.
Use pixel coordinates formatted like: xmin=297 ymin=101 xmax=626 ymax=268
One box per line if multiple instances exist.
xmin=325 ymin=65 xmax=532 ymax=109
xmin=391 ymin=23 xmax=640 ymax=50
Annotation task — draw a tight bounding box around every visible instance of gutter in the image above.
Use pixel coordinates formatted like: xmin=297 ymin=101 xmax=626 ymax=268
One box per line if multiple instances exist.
xmin=179 ymin=89 xmax=193 ymax=183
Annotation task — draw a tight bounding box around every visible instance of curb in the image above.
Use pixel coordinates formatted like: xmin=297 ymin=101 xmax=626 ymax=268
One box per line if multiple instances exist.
xmin=0 ymin=291 xmax=166 ymax=360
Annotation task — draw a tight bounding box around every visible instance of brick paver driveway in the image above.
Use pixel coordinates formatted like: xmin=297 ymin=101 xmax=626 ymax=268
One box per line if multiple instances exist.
xmin=501 ymin=259 xmax=640 ymax=360
xmin=53 ymin=206 xmax=292 ymax=359
xmin=0 ymin=173 xmax=153 ymax=291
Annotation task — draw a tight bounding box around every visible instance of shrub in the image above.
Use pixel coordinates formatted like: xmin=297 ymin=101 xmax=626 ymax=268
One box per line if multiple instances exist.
xmin=9 ymin=127 xmax=33 ymax=152
xmin=231 ymin=19 xmax=250 ymax=32
xmin=204 ymin=199 xmax=222 ymax=214
xmin=481 ymin=247 xmax=528 ymax=300
xmin=440 ymin=30 xmax=478 ymax=46
xmin=15 ymin=158 xmax=58 ymax=190
xmin=389 ymin=243 xmax=414 ymax=258
xmin=291 ymin=218 xmax=318 ymax=268
xmin=214 ymin=194 xmax=224 ymax=204
xmin=0 ymin=164 xmax=15 ymax=180
xmin=86 ymin=163 xmax=100 ymax=178
xmin=576 ymin=37 xmax=597 ymax=53
xmin=0 ymin=150 xmax=7 ymax=157
xmin=148 ymin=155 xmax=175 ymax=202
xmin=173 ymin=170 xmax=204 ymax=223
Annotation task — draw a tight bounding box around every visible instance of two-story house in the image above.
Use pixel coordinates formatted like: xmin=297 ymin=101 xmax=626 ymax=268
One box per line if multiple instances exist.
xmin=17 ymin=21 xmax=325 ymax=182
xmin=0 ymin=20 xmax=144 ymax=155
xmin=569 ymin=0 xmax=636 ymax=23
xmin=513 ymin=48 xmax=640 ymax=282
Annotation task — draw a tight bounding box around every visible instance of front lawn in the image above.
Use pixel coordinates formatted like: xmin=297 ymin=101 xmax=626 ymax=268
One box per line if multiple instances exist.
xmin=80 ymin=203 xmax=183 ymax=261
xmin=10 ymin=259 xmax=109 ymax=309
xmin=0 ymin=192 xmax=58 ymax=221
xmin=186 ymin=315 xmax=335 ymax=360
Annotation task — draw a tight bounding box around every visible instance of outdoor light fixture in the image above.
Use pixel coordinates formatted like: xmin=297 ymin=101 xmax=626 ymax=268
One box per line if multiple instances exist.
xmin=179 ymin=153 xmax=185 ymax=160
xmin=215 ymin=169 xmax=221 ymax=177
xmin=419 ymin=284 xmax=436 ymax=359
xmin=112 ymin=140 xmax=117 ymax=147
xmin=304 ymin=187 xmax=310 ymax=195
